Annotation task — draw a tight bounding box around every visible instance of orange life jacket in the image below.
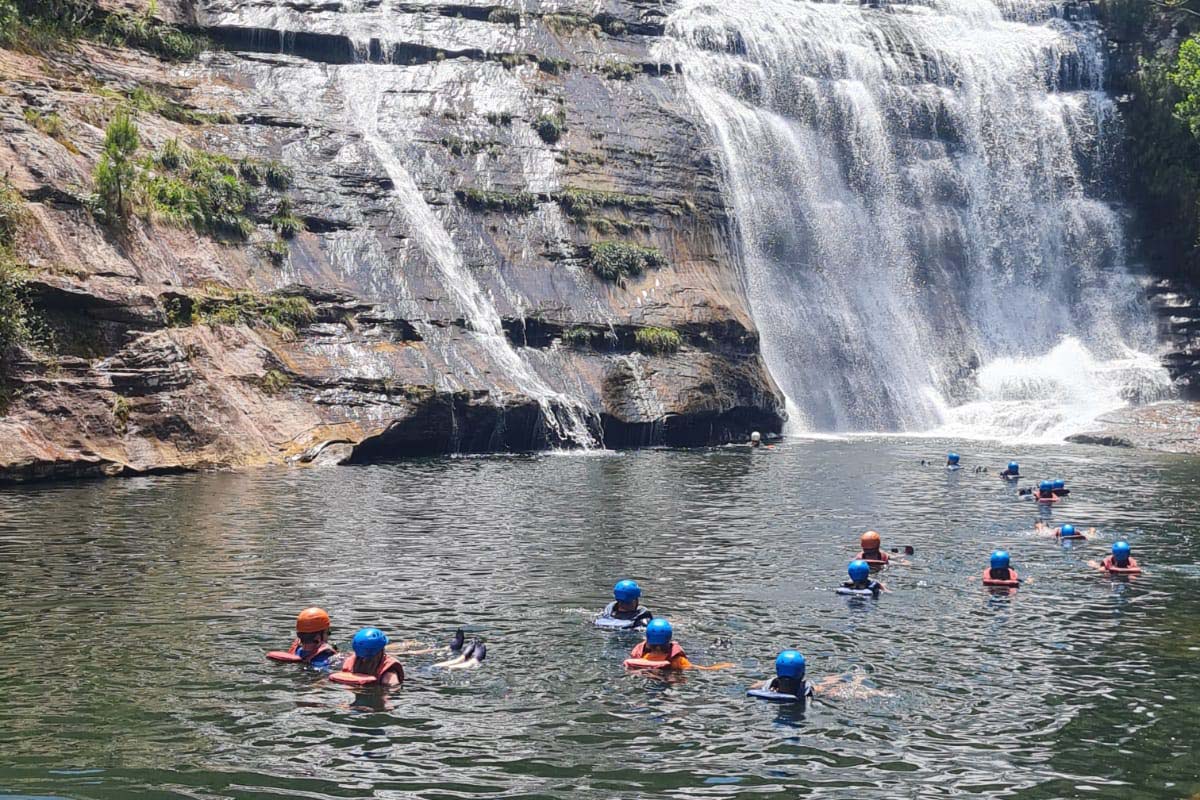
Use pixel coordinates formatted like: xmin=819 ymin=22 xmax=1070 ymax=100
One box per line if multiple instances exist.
xmin=289 ymin=639 xmax=338 ymax=664
xmin=1102 ymin=555 xmax=1141 ymax=574
xmin=630 ymin=641 xmax=686 ymax=663
xmin=330 ymin=654 xmax=404 ymax=686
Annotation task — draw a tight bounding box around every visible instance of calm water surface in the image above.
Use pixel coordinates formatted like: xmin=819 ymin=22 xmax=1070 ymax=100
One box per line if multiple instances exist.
xmin=1 ymin=440 xmax=1198 ymax=799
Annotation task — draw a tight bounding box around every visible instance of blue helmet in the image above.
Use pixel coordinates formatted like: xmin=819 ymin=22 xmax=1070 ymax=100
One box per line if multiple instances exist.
xmin=1053 ymin=478 xmax=1065 ymax=490
xmin=947 ymin=452 xmax=960 ymax=464
xmin=848 ymin=559 xmax=870 ymax=582
xmin=1112 ymin=541 xmax=1131 ymax=564
xmin=1039 ymin=480 xmax=1053 ymax=492
xmin=352 ymin=627 xmax=388 ymax=658
xmin=990 ymin=550 xmax=1010 ymax=570
xmin=1061 ymin=524 xmax=1075 ymax=537
xmin=775 ymin=650 xmax=806 ymax=679
xmin=645 ymin=618 xmax=673 ymax=646
xmin=613 ymin=579 xmax=641 ymax=604
xmin=1008 ymin=461 xmax=1019 ymax=473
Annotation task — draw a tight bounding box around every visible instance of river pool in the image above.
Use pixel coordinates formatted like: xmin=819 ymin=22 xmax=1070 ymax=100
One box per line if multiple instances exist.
xmin=1 ymin=439 xmax=1197 ymax=799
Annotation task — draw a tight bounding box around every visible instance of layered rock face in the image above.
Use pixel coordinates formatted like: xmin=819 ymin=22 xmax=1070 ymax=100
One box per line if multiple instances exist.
xmin=0 ymin=0 xmax=785 ymax=481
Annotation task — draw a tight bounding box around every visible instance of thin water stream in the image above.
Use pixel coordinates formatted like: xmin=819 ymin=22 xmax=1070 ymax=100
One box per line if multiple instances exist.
xmin=1 ymin=440 xmax=1197 ymax=798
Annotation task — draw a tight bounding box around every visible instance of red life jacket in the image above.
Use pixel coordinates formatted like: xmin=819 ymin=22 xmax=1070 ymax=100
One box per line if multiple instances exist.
xmin=630 ymin=641 xmax=686 ymax=662
xmin=330 ymin=654 xmax=404 ymax=686
xmin=1102 ymin=555 xmax=1141 ymax=574
xmin=266 ymin=639 xmax=337 ymax=664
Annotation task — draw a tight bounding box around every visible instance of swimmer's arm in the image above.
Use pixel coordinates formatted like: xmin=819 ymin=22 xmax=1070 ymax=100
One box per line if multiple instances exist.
xmin=379 ymin=670 xmax=402 ymax=687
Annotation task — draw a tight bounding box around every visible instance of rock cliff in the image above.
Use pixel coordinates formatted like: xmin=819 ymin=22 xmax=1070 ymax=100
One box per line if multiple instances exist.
xmin=0 ymin=0 xmax=785 ymax=481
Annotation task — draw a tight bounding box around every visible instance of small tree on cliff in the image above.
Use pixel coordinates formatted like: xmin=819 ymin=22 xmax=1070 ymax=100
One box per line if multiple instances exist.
xmin=1169 ymin=36 xmax=1200 ymax=137
xmin=94 ymin=111 xmax=140 ymax=224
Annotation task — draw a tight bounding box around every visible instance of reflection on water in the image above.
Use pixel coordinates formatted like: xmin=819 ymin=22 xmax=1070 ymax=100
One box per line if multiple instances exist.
xmin=0 ymin=441 xmax=1197 ymax=799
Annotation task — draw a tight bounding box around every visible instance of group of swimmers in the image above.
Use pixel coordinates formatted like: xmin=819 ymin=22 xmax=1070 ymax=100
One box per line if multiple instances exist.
xmin=266 ymin=608 xmax=485 ymax=688
xmin=267 ymin=448 xmax=1143 ymax=704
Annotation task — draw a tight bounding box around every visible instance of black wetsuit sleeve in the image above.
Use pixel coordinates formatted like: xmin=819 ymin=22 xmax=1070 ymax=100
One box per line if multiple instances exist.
xmin=636 ymin=608 xmax=653 ymax=626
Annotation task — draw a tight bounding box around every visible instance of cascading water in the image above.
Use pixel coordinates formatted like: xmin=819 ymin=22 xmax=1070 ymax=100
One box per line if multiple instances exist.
xmin=665 ymin=0 xmax=1172 ymax=440
xmin=197 ymin=3 xmax=599 ymax=449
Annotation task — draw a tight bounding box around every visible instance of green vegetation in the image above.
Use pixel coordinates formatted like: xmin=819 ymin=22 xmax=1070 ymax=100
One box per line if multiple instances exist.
xmin=2 ymin=0 xmax=206 ymax=60
xmin=264 ymin=238 xmax=289 ymax=266
xmin=269 ymin=197 xmax=303 ymax=238
xmin=604 ymin=19 xmax=627 ymax=36
xmin=126 ymin=86 xmax=229 ymax=125
xmin=557 ymin=188 xmax=657 ymax=219
xmin=142 ymin=145 xmax=255 ymax=238
xmin=634 ymin=326 xmax=682 ymax=355
xmin=259 ymin=369 xmax=292 ymax=395
xmin=498 ymin=53 xmax=530 ymax=70
xmin=0 ymin=180 xmax=35 ymax=366
xmin=534 ymin=113 xmax=565 ymax=144
xmin=94 ymin=111 xmax=141 ymax=223
xmin=561 ymin=326 xmax=598 ymax=349
xmin=542 ymin=12 xmax=599 ymax=36
xmin=487 ymin=8 xmax=520 ymax=25
xmin=194 ymin=290 xmax=315 ymax=334
xmin=485 ymin=111 xmax=514 ymax=126
xmin=538 ymin=57 xmax=570 ymax=75
xmin=457 ymin=188 xmax=537 ymax=214
xmin=441 ymin=136 xmax=490 ymax=157
xmin=587 ymin=241 xmax=666 ymax=281
xmin=111 ymin=395 xmax=130 ymax=433
xmin=600 ymin=61 xmax=638 ymax=81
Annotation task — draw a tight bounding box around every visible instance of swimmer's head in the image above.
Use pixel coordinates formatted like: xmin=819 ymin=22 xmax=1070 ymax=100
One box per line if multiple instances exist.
xmin=351 ymin=627 xmax=388 ymax=659
xmin=848 ymin=560 xmax=870 ymax=583
xmin=1112 ymin=541 xmax=1132 ymax=566
xmin=860 ymin=530 xmax=881 ymax=551
xmin=775 ymin=650 xmax=806 ymax=680
xmin=750 ymin=431 xmax=762 ymax=443
xmin=645 ymin=618 xmax=673 ymax=647
xmin=1053 ymin=478 xmax=1065 ymax=490
xmin=990 ymin=550 xmax=1010 ymax=570
xmin=1039 ymin=480 xmax=1053 ymax=493
xmin=1061 ymin=524 xmax=1076 ymax=537
xmin=947 ymin=452 xmax=960 ymax=465
xmin=613 ymin=579 xmax=641 ymax=605
xmin=296 ymin=607 xmax=331 ymax=644
xmin=1008 ymin=461 xmax=1019 ymax=474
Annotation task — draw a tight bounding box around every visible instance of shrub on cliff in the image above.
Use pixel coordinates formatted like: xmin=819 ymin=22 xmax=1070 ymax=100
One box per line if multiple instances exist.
xmin=94 ymin=111 xmax=140 ymax=223
xmin=587 ymin=241 xmax=666 ymax=281
xmin=0 ymin=1 xmax=18 ymax=46
xmin=0 ymin=181 xmax=34 ymax=365
xmin=634 ymin=327 xmax=682 ymax=355
xmin=534 ymin=114 xmax=564 ymax=144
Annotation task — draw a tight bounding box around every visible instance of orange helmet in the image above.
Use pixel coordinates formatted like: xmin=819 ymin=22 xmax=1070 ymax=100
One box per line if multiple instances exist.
xmin=861 ymin=531 xmax=881 ymax=550
xmin=296 ymin=607 xmax=331 ymax=634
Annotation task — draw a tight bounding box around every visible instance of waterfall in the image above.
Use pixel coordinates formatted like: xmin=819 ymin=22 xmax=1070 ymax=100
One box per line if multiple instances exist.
xmin=665 ymin=0 xmax=1172 ymax=440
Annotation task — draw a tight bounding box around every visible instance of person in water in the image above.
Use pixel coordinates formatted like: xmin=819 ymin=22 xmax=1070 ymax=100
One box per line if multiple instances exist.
xmin=1021 ymin=480 xmax=1056 ymax=500
xmin=598 ymin=579 xmax=653 ymax=627
xmin=434 ymin=636 xmax=487 ymax=669
xmin=946 ymin=452 xmax=961 ymax=470
xmin=628 ymin=619 xmax=692 ymax=670
xmin=1034 ymin=521 xmax=1094 ymax=539
xmin=341 ymin=628 xmax=404 ymax=686
xmin=985 ymin=550 xmax=1019 ymax=583
xmin=1000 ymin=461 xmax=1020 ymax=479
xmin=750 ymin=650 xmax=888 ymax=702
xmin=1052 ymin=478 xmax=1070 ymax=497
xmin=750 ymin=431 xmax=762 ymax=448
xmin=1091 ymin=541 xmax=1142 ymax=574
xmin=271 ymin=607 xmax=339 ymax=667
xmin=842 ymin=559 xmax=887 ymax=596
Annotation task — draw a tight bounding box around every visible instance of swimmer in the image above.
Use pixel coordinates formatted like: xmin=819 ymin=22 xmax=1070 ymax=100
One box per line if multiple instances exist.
xmin=1000 ymin=461 xmax=1020 ymax=480
xmin=625 ymin=619 xmax=733 ymax=672
xmin=1020 ymin=480 xmax=1057 ymax=501
xmin=946 ymin=452 xmax=961 ymax=471
xmin=749 ymin=652 xmax=888 ymax=703
xmin=595 ymin=579 xmax=653 ymax=629
xmin=266 ymin=607 xmax=340 ymax=667
xmin=750 ymin=431 xmax=762 ymax=448
xmin=1089 ymin=541 xmax=1143 ymax=575
xmin=857 ymin=531 xmax=911 ymax=567
xmin=983 ymin=550 xmax=1020 ymax=586
xmin=1052 ymin=478 xmax=1070 ymax=497
xmin=388 ymin=628 xmax=465 ymax=656
xmin=1034 ymin=521 xmax=1095 ymax=539
xmin=840 ymin=559 xmax=888 ymax=596
xmin=434 ymin=638 xmax=488 ymax=670
xmin=330 ymin=628 xmax=404 ymax=687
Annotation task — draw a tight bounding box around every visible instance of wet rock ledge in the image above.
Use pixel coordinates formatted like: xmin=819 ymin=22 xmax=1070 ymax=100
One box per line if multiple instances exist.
xmin=1066 ymin=403 xmax=1200 ymax=454
xmin=0 ymin=0 xmax=785 ymax=482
